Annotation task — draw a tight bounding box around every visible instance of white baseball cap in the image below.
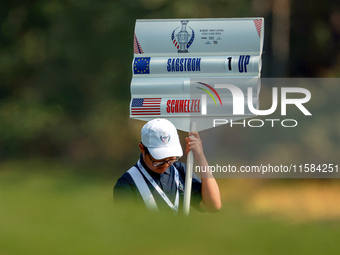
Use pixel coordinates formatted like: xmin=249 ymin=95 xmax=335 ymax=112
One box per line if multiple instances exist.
xmin=141 ymin=118 xmax=183 ymax=160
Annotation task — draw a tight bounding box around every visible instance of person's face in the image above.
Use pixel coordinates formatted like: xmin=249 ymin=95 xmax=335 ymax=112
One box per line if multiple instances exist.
xmin=139 ymin=143 xmax=178 ymax=173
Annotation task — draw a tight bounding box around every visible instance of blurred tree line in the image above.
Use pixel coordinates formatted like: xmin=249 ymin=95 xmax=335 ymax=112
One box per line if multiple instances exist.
xmin=0 ymin=0 xmax=339 ymax=174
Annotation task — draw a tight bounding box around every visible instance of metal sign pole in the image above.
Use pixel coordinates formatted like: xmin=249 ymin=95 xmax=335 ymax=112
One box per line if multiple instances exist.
xmin=183 ymin=121 xmax=196 ymax=216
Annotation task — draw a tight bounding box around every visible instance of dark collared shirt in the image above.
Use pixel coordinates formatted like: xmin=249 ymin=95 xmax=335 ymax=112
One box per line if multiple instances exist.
xmin=114 ymin=154 xmax=203 ymax=211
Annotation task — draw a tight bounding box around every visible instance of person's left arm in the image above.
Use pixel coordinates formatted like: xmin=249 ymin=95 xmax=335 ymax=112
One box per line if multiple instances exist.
xmin=185 ymin=132 xmax=222 ymax=212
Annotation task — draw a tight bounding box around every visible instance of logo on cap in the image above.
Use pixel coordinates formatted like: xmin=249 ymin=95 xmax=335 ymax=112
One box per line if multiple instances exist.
xmin=160 ymin=133 xmax=171 ymax=144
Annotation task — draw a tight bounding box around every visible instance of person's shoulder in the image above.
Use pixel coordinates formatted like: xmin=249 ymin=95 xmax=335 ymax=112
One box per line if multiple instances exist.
xmin=113 ymin=166 xmax=140 ymax=201
xmin=114 ymin=168 xmax=136 ymax=188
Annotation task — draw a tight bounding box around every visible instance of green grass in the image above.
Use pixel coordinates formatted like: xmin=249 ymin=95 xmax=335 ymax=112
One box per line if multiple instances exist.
xmin=1 ymin=160 xmax=340 ymax=255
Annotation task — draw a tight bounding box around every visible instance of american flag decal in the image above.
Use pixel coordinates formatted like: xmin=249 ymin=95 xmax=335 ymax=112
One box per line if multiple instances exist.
xmin=131 ymin=98 xmax=161 ymax=116
xmin=253 ymin=19 xmax=262 ymax=38
xmin=134 ymin=34 xmax=144 ymax=54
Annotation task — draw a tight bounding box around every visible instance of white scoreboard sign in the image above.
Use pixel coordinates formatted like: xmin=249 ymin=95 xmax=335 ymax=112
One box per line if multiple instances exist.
xmin=130 ymin=18 xmax=264 ymax=132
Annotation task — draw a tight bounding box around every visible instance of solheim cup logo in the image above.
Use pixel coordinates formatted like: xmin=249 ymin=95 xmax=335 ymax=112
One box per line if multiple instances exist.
xmin=177 ymin=20 xmax=189 ymax=53
xmin=160 ymin=133 xmax=170 ymax=144
xmin=171 ymin=20 xmax=195 ymax=53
